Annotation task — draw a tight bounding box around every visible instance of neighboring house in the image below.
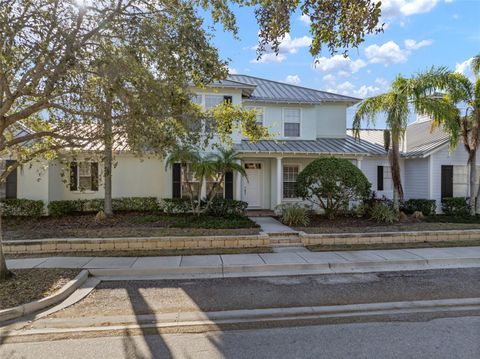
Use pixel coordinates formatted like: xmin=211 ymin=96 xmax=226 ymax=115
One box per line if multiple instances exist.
xmin=2 ymin=74 xmax=476 ymax=213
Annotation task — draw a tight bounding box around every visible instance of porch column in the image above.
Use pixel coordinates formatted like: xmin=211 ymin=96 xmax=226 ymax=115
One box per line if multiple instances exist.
xmin=235 ymin=159 xmax=242 ymax=200
xmin=356 ymin=158 xmax=362 ymax=170
xmin=276 ymin=157 xmax=282 ymax=206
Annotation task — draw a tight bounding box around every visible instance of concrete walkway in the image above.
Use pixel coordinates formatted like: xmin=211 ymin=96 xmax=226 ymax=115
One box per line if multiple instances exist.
xmin=250 ymin=216 xmax=297 ymax=233
xmin=7 ymin=246 xmax=480 ymax=279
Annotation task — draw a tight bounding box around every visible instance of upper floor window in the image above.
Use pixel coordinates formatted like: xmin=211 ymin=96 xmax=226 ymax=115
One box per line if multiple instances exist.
xmin=245 ymin=106 xmax=264 ymax=126
xmin=70 ymin=161 xmax=99 ymax=191
xmin=283 ymin=108 xmax=300 ymax=137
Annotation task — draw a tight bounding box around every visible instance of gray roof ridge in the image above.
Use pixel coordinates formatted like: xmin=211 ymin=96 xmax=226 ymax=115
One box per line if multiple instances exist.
xmin=229 ymin=74 xmax=361 ymax=101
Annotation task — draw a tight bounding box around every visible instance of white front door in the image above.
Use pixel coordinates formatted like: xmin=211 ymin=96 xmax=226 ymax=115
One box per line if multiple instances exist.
xmin=243 ymin=163 xmax=262 ymax=208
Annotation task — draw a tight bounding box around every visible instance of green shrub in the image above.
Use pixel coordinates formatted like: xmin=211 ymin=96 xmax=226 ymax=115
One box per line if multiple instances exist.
xmin=295 ymin=157 xmax=371 ymax=219
xmin=1 ymin=199 xmax=44 ymax=217
xmin=370 ymin=203 xmax=396 ymax=224
xmin=206 ymin=198 xmax=248 ymax=217
xmin=402 ymin=199 xmax=436 ymax=216
xmin=161 ymin=198 xmax=193 ymax=214
xmin=441 ymin=197 xmax=469 ymax=216
xmin=48 ymin=197 xmax=160 ymax=216
xmin=276 ymin=203 xmax=310 ymax=226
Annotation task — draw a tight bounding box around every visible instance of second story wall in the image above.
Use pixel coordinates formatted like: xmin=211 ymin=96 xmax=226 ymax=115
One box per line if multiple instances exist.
xmin=315 ymin=104 xmax=347 ymax=139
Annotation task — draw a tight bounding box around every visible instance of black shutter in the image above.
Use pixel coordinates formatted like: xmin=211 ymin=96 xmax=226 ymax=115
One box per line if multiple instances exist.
xmin=223 ymin=95 xmax=232 ymax=104
xmin=441 ymin=165 xmax=454 ymax=198
xmin=5 ymin=160 xmax=17 ymax=199
xmin=172 ymin=163 xmax=181 ymax=198
xmin=70 ymin=162 xmax=78 ymax=191
xmin=91 ymin=162 xmax=99 ymax=191
xmin=377 ymin=166 xmax=384 ymax=191
xmin=224 ymin=171 xmax=233 ymax=199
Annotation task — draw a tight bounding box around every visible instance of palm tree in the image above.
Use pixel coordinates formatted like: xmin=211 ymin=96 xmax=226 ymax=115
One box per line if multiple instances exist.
xmin=411 ymin=55 xmax=480 ymax=214
xmin=205 ymin=148 xmax=247 ymax=204
xmin=353 ymin=75 xmax=411 ymax=214
xmin=166 ymin=147 xmax=247 ymax=215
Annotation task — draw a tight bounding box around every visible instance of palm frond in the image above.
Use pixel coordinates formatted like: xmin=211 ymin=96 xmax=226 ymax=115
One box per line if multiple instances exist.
xmin=472 ymin=53 xmax=480 ymax=77
xmin=352 ymin=93 xmax=390 ymax=138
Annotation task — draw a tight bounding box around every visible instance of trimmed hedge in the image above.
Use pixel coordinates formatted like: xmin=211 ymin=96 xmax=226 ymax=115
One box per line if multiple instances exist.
xmin=1 ymin=199 xmax=44 ymax=217
xmin=161 ymin=198 xmax=248 ymax=216
xmin=402 ymin=199 xmax=436 ymax=216
xmin=441 ymin=197 xmax=469 ymax=216
xmin=48 ymin=197 xmax=160 ymax=216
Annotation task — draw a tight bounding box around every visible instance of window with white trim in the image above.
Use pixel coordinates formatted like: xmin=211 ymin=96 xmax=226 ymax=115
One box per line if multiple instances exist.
xmin=206 ymin=172 xmax=224 ymax=199
xmin=283 ymin=108 xmax=300 ymax=137
xmin=283 ymin=165 xmax=299 ymax=199
xmin=181 ymin=164 xmax=200 ymax=199
xmin=70 ymin=161 xmax=99 ymax=192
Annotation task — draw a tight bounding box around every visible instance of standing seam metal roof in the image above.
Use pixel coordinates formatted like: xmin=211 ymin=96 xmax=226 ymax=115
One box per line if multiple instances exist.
xmin=235 ymin=136 xmax=386 ymax=156
xmin=226 ymin=74 xmax=360 ymax=104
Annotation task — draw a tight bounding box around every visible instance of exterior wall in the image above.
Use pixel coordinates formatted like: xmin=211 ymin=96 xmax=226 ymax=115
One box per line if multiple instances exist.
xmin=404 ymin=158 xmax=430 ymax=199
xmin=315 ymin=104 xmax=347 ymax=138
xmin=429 ymin=144 xmax=480 ymax=211
xmin=17 ymin=161 xmax=49 ymax=205
xmin=360 ymin=157 xmax=405 ymax=200
xmin=47 ymin=154 xmax=168 ymax=202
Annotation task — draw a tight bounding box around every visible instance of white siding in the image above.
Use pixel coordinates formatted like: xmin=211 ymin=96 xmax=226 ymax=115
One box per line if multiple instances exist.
xmin=17 ymin=161 xmax=49 ymax=205
xmin=404 ymin=158 xmax=429 ymax=199
xmin=360 ymin=158 xmax=405 ymax=200
xmin=315 ymin=104 xmax=347 ymax=139
xmin=431 ymin=145 xmax=468 ymax=209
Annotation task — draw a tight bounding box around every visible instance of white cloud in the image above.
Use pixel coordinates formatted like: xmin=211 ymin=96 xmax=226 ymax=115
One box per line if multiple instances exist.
xmin=299 ymin=14 xmax=311 ymax=25
xmin=285 ymin=75 xmax=301 ymax=85
xmin=228 ymin=67 xmax=238 ymax=74
xmin=250 ymin=33 xmax=311 ymax=64
xmin=322 ymin=74 xmax=336 ymax=83
xmin=365 ymin=41 xmax=408 ymax=65
xmin=404 ymin=39 xmax=433 ymax=50
xmin=455 ymin=57 xmax=475 ymax=81
xmin=313 ymin=55 xmax=366 ymax=75
xmin=250 ymin=53 xmax=287 ymax=64
xmin=380 ymin=0 xmax=439 ymax=17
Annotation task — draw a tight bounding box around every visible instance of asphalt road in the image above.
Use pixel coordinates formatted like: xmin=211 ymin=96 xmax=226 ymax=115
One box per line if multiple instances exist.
xmin=2 ymin=316 xmax=479 ymax=359
xmin=49 ymin=268 xmax=480 ymax=317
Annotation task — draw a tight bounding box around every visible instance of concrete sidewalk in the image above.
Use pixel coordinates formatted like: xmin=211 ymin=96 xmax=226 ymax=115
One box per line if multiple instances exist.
xmin=7 ymin=246 xmax=480 ymax=278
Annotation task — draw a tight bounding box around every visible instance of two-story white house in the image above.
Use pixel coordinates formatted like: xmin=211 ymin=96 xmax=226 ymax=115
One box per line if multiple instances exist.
xmin=3 ymin=74 xmax=478 ymax=212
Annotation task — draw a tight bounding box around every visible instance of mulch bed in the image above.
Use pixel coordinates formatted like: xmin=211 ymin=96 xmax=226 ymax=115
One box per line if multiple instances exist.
xmin=3 ymin=212 xmax=260 ymax=240
xmin=296 ymin=215 xmax=480 ymax=233
xmin=0 ymin=269 xmax=81 ymax=310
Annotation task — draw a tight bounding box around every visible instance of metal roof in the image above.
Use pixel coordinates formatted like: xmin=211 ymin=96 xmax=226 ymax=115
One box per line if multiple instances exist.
xmin=235 ymin=136 xmax=386 ymax=156
xmin=404 ymin=120 xmax=450 ymax=158
xmin=227 ymin=74 xmax=360 ymax=105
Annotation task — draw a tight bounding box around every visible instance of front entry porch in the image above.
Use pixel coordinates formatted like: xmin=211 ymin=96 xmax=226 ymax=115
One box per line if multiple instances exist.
xmin=235 ymin=155 xmax=362 ymax=210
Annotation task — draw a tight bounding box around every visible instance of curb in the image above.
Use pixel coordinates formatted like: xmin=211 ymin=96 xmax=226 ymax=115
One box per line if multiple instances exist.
xmin=0 ymin=270 xmax=89 ymax=323
xmin=88 ymin=257 xmax=480 ymax=280
xmin=6 ymin=297 xmax=480 ymax=337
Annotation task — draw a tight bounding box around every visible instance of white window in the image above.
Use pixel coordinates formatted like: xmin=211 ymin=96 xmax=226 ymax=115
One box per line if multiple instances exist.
xmin=181 ymin=164 xmax=200 ymax=199
xmin=191 ymin=94 xmax=203 ymax=105
xmin=283 ymin=165 xmax=299 ymax=199
xmin=245 ymin=106 xmax=264 ymax=126
xmin=283 ymin=108 xmax=301 ymax=137
xmin=206 ymin=172 xmax=224 ymax=199
xmin=71 ymin=161 xmax=98 ymax=192
xmin=205 ymin=95 xmax=224 ymax=109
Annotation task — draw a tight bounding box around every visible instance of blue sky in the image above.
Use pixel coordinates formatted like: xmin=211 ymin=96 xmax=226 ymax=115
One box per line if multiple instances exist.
xmin=202 ymin=0 xmax=480 ymax=128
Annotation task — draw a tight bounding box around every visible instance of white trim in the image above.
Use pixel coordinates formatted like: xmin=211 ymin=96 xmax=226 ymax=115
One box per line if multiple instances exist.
xmin=281 ymin=162 xmax=303 ymax=201
xmin=282 ymin=107 xmax=302 ymax=138
xmin=71 ymin=160 xmax=99 ymax=193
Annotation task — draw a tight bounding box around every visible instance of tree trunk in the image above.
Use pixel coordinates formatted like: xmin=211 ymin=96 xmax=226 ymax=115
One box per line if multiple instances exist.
xmin=103 ymin=94 xmax=114 ymax=217
xmin=0 ymin=209 xmax=12 ymax=281
xmin=389 ymin=137 xmax=403 ymax=214
xmin=469 ymin=150 xmax=477 ymax=216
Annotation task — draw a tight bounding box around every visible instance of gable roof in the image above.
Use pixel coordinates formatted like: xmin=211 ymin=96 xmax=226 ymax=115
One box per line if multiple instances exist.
xmin=235 ymin=136 xmax=386 ymax=156
xmin=404 ymin=119 xmax=450 ymax=158
xmin=226 ymin=74 xmax=360 ymax=105
xmin=347 ymin=120 xmax=451 ymax=158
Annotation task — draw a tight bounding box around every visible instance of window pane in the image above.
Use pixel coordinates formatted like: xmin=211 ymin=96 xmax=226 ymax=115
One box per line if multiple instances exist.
xmin=78 ymin=162 xmax=91 ymax=176
xmin=283 ymin=165 xmax=299 ymax=198
xmin=205 ymin=95 xmax=224 ymax=109
xmin=284 ymin=122 xmax=300 ymax=137
xmin=191 ymin=94 xmax=202 ymax=105
xmin=79 ymin=176 xmax=91 ymax=191
xmin=284 ymin=108 xmax=300 ymax=122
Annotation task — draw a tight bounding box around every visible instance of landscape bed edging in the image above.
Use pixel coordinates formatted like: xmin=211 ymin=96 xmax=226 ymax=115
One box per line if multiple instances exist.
xmin=0 ymin=270 xmax=89 ymax=323
xmin=3 ymin=233 xmax=271 ymax=254
xmin=299 ymin=229 xmax=480 ymax=246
